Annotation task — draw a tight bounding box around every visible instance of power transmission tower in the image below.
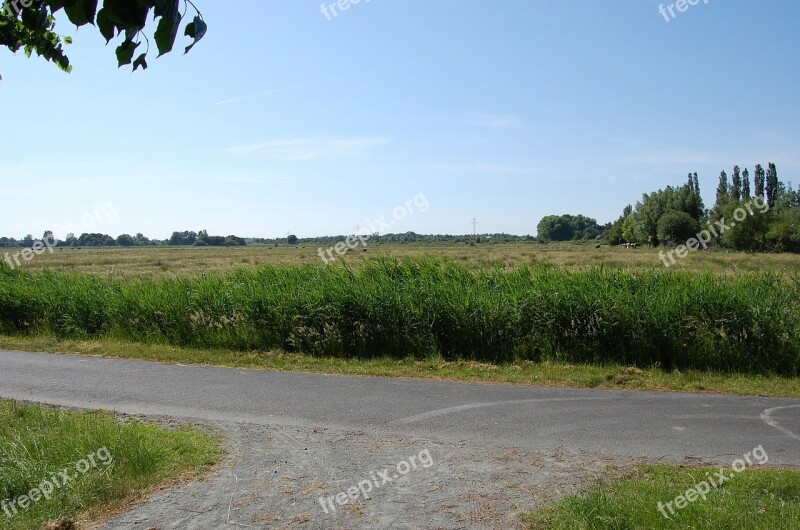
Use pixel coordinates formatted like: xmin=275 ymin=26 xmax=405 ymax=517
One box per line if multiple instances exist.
xmin=472 ymin=218 xmax=478 ymax=238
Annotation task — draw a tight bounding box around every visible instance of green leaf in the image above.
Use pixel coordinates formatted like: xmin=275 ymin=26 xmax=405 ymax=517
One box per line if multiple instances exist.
xmin=63 ymin=0 xmax=98 ymax=27
xmin=45 ymin=1 xmax=79 ymax=14
xmin=64 ymin=36 xmax=73 ymax=44
xmin=57 ymin=55 xmax=71 ymax=72
xmin=103 ymin=0 xmax=149 ymax=29
xmin=154 ymin=11 xmax=180 ymax=57
xmin=183 ymin=16 xmax=206 ymax=54
xmin=115 ymin=39 xmax=140 ymax=67
xmin=21 ymin=5 xmax=50 ymax=30
xmin=132 ymin=53 xmax=147 ymax=71
xmin=95 ymin=8 xmax=115 ymax=43
xmin=153 ymin=0 xmax=178 ymax=19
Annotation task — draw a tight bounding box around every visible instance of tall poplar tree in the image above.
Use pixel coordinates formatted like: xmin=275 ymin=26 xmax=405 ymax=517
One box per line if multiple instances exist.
xmin=742 ymin=168 xmax=751 ymax=199
xmin=766 ymin=163 xmax=779 ymax=207
xmin=731 ymin=166 xmax=742 ymax=202
xmin=716 ymin=171 xmax=729 ymax=207
xmin=755 ymin=164 xmax=766 ymax=198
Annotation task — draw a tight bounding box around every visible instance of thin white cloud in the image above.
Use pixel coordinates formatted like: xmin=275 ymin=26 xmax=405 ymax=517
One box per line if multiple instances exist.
xmin=213 ymin=82 xmax=324 ymax=106
xmin=755 ymin=130 xmax=788 ymax=142
xmin=425 ymin=162 xmax=543 ymax=176
xmin=615 ymin=149 xmax=800 ymax=170
xmin=204 ymin=174 xmax=301 ymax=185
xmin=0 ymin=160 xmax=113 ymax=180
xmin=466 ymin=113 xmax=526 ymax=129
xmin=225 ymin=137 xmax=391 ymax=160
xmin=213 ymin=68 xmax=390 ymax=106
xmin=615 ymin=150 xmax=721 ymax=166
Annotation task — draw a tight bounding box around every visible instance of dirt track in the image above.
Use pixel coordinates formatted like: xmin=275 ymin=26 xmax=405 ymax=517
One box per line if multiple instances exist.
xmin=100 ymin=421 xmax=628 ymax=529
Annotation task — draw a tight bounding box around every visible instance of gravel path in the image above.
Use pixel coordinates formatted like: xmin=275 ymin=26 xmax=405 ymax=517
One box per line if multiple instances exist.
xmin=99 ymin=420 xmax=632 ymax=529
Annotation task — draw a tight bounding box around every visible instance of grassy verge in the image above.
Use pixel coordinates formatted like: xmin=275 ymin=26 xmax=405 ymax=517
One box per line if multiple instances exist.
xmin=1 ymin=335 xmax=799 ymax=398
xmin=0 ymin=399 xmax=220 ymax=530
xmin=524 ymin=464 xmax=800 ymax=529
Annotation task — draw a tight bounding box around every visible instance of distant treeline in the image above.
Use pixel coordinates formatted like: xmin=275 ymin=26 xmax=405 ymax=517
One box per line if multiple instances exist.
xmin=0 ymin=231 xmax=247 ymax=248
xmin=537 ymin=163 xmax=800 ymax=252
xmin=4 ymin=164 xmax=797 ymax=252
xmin=251 ymin=233 xmax=532 ymax=246
xmin=0 ymin=231 xmax=532 ymax=249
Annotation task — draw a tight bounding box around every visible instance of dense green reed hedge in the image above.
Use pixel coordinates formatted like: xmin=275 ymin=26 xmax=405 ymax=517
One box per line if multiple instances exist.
xmin=0 ymin=258 xmax=798 ymax=374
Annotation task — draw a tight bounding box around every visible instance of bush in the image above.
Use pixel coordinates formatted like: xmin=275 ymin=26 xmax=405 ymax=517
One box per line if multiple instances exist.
xmin=657 ymin=211 xmax=699 ymax=245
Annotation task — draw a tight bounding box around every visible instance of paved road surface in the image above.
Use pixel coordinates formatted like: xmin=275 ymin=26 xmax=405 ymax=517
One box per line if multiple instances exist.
xmin=1 ymin=350 xmax=797 ymax=464
xmin=1 ymin=350 xmax=798 ymax=528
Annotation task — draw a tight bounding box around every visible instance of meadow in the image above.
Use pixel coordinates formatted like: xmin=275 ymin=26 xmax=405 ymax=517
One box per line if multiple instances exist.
xmin=11 ymin=242 xmax=800 ymax=277
xmin=1 ymin=245 xmax=799 ymax=377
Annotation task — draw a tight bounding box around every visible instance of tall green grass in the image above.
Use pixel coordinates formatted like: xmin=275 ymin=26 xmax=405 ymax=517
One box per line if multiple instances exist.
xmin=0 ymin=400 xmax=219 ymax=529
xmin=0 ymin=258 xmax=798 ymax=374
xmin=524 ymin=464 xmax=800 ymax=529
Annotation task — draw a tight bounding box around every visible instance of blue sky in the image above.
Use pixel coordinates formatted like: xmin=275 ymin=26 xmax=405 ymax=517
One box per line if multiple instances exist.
xmin=1 ymin=0 xmax=799 ymax=239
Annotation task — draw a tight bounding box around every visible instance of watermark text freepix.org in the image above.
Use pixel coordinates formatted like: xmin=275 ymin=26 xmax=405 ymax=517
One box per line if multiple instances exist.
xmin=321 ymin=0 xmax=373 ymax=21
xmin=319 ymin=448 xmax=434 ymax=514
xmin=659 ymin=0 xmax=709 ymax=23
xmin=54 ymin=201 xmax=118 ymax=240
xmin=1 ymin=447 xmax=114 ymax=519
xmin=1 ymin=0 xmax=31 ymax=17
xmin=657 ymin=445 xmax=768 ymax=519
xmin=317 ymin=192 xmax=429 ymax=264
xmin=3 ymin=201 xmax=118 ymax=270
xmin=1 ymin=0 xmax=43 ymax=17
xmin=3 ymin=235 xmax=56 ymax=269
xmin=659 ymin=196 xmax=769 ymax=268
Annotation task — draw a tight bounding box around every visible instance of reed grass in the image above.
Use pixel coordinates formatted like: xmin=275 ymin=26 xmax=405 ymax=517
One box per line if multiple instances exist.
xmin=1 ymin=258 xmax=798 ymax=375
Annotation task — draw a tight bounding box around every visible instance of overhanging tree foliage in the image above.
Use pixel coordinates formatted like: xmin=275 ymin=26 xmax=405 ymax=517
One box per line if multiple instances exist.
xmin=0 ymin=0 xmax=206 ymax=74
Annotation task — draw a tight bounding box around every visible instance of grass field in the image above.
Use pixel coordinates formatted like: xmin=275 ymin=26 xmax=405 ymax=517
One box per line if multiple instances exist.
xmin=10 ymin=243 xmax=800 ymax=278
xmin=525 ymin=464 xmax=800 ymax=529
xmin=0 ymin=400 xmax=219 ymax=530
xmin=2 ymin=243 xmax=800 ymax=396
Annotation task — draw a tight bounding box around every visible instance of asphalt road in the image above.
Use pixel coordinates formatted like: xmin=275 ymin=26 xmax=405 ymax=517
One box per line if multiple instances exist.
xmin=1 ymin=349 xmax=798 ymax=467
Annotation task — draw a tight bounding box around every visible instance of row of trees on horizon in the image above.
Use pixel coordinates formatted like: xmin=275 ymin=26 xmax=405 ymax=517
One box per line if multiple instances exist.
xmin=538 ymin=163 xmax=800 ymax=252
xmin=3 ymin=164 xmax=798 ymax=252
xmin=0 ymin=230 xmax=533 ymax=249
